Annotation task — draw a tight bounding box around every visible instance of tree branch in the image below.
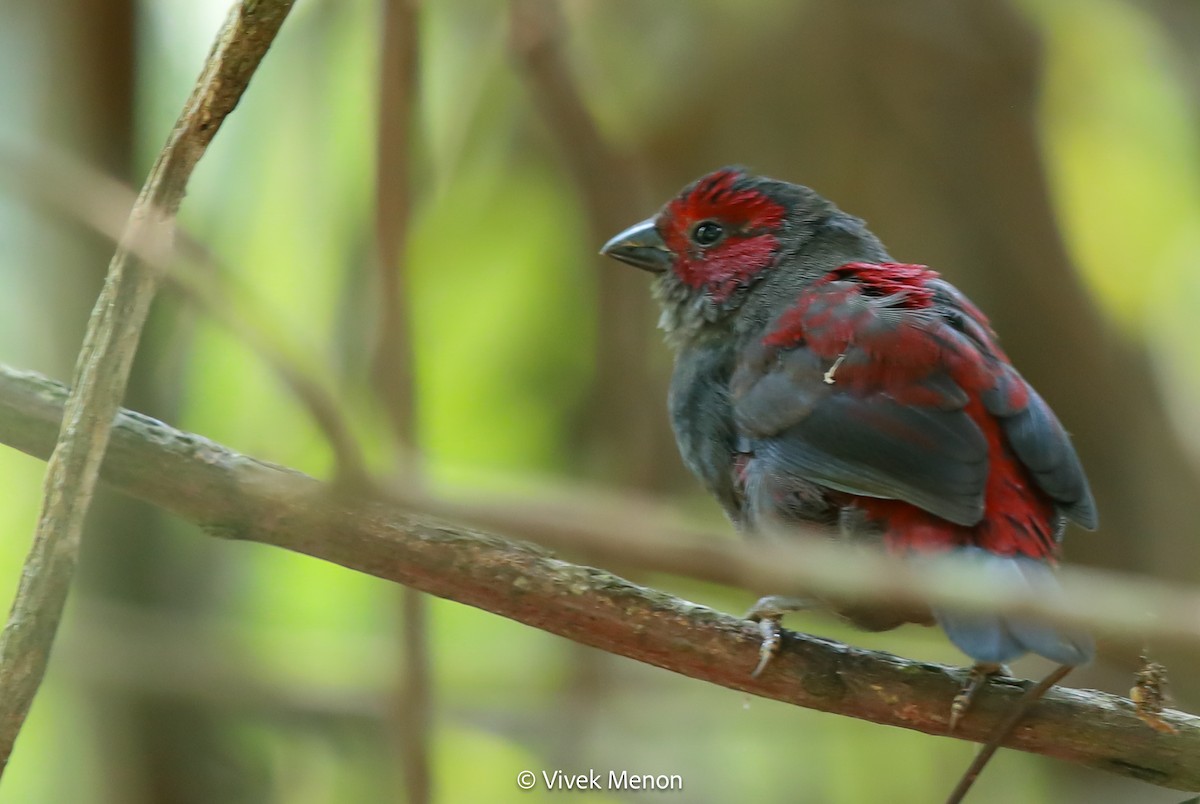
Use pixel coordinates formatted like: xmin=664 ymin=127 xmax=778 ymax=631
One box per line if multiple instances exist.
xmin=372 ymin=0 xmax=431 ymax=799
xmin=0 ymin=363 xmax=1196 ymax=790
xmin=0 ymin=0 xmax=294 ymax=778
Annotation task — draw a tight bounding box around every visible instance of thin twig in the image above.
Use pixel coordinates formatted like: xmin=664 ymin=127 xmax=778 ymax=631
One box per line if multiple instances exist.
xmin=180 ymin=269 xmax=374 ymax=489
xmin=65 ymin=600 xmax=389 ymax=725
xmin=372 ymin=0 xmax=420 ymax=458
xmin=395 ymin=490 xmax=1199 ymax=654
xmin=506 ymin=0 xmax=652 ymax=764
xmin=945 ymin=664 xmax=1075 ymax=804
xmin=0 ymin=0 xmax=294 ymax=778
xmin=0 ymin=365 xmax=1197 ymax=790
xmin=0 ymin=145 xmax=374 ymax=489
xmin=507 ymin=0 xmax=665 ymax=489
xmin=373 ymin=0 xmax=431 ymax=800
xmin=398 ymin=588 xmax=431 ymax=801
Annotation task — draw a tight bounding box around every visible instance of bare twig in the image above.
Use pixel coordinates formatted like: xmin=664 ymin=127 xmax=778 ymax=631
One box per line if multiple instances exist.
xmin=397 ymin=587 xmax=431 ymax=801
xmin=506 ymin=0 xmax=653 ymax=764
xmin=0 ymin=145 xmax=373 ymax=489
xmin=372 ymin=0 xmax=431 ymax=800
xmin=0 ymin=0 xmax=294 ymax=778
xmin=65 ymin=600 xmax=389 ymax=726
xmin=383 ymin=490 xmax=1192 ymax=654
xmin=507 ymin=0 xmax=641 ymax=230
xmin=507 ymin=0 xmax=665 ymax=489
xmin=945 ymin=664 xmax=1075 ymax=804
xmin=372 ymin=0 xmax=421 ymax=459
xmin=177 ymin=268 xmax=374 ymax=489
xmin=0 ymin=365 xmax=1197 ymax=790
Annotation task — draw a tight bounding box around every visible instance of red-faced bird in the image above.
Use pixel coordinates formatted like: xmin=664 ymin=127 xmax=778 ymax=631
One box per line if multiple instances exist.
xmin=601 ymin=168 xmax=1096 ymax=724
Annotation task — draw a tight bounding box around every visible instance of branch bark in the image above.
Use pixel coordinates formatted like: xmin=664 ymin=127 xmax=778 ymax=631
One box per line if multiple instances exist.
xmin=0 ymin=363 xmax=1196 ymax=791
xmin=0 ymin=0 xmax=294 ymax=778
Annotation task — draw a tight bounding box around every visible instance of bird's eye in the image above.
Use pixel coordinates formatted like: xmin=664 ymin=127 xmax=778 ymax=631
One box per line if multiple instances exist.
xmin=690 ymin=220 xmax=724 ymax=247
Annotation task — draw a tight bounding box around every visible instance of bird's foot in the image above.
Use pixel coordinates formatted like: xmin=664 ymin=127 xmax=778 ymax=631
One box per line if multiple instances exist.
xmin=949 ymin=662 xmax=1007 ymax=732
xmin=744 ymin=596 xmax=816 ymax=679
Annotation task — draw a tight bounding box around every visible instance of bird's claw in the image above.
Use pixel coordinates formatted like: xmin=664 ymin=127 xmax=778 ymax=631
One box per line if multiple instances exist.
xmin=949 ymin=662 xmax=1006 ymax=732
xmin=751 ymin=617 xmax=782 ymax=679
xmin=744 ymin=596 xmax=815 ymax=678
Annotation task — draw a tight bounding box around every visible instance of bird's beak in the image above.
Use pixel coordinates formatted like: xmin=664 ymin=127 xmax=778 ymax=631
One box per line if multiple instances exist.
xmin=600 ymin=218 xmax=671 ymax=273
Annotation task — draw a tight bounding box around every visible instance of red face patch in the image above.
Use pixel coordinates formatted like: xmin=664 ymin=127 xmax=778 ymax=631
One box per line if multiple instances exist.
xmin=658 ymin=170 xmax=787 ymax=302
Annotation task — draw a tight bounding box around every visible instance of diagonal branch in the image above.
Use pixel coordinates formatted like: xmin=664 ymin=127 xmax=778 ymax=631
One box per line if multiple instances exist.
xmin=0 ymin=0 xmax=295 ymax=778
xmin=0 ymin=363 xmax=1196 ymax=791
xmin=508 ymin=0 xmax=668 ymax=489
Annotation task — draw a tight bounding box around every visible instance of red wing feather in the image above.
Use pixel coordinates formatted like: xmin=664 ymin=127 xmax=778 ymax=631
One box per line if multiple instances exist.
xmin=734 ymin=263 xmax=1094 ymax=560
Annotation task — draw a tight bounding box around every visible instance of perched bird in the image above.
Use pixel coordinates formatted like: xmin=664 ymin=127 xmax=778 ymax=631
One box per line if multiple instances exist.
xmin=601 ymin=168 xmax=1096 ymax=725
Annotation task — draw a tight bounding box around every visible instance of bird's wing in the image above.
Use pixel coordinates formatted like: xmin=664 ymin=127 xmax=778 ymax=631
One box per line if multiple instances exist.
xmin=732 ymin=271 xmax=992 ymax=526
xmin=934 ymin=278 xmax=1097 ymax=530
xmin=732 ymin=266 xmax=1094 ymax=532
xmin=981 ymin=363 xmax=1097 ymax=529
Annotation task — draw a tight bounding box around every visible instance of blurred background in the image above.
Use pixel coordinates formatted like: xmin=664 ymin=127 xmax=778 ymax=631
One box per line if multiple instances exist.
xmin=0 ymin=0 xmax=1198 ymax=801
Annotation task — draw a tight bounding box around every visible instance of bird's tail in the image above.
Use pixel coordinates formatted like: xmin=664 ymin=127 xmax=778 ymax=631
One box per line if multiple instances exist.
xmin=932 ymin=547 xmax=1094 ymax=666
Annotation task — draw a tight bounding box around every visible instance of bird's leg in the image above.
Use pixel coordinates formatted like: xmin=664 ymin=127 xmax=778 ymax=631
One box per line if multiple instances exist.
xmin=949 ymin=662 xmax=1007 ymax=732
xmin=744 ymin=596 xmax=817 ymax=678
xmin=944 ymin=664 xmax=1074 ymax=804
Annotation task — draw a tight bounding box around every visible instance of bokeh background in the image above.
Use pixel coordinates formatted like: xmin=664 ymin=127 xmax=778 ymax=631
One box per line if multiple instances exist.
xmin=1 ymin=0 xmax=1199 ymax=802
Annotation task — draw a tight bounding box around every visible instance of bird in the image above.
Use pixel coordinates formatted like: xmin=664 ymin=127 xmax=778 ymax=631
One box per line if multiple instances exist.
xmin=600 ymin=167 xmax=1096 ymax=727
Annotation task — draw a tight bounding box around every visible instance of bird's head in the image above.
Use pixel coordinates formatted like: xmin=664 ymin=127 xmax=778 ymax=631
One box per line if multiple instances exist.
xmin=602 ymin=168 xmax=878 ymax=343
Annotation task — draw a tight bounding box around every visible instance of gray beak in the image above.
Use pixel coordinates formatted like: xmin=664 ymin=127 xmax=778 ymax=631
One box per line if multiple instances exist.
xmin=600 ymin=218 xmax=671 ymax=273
